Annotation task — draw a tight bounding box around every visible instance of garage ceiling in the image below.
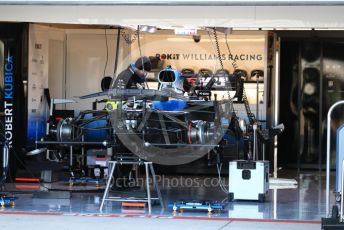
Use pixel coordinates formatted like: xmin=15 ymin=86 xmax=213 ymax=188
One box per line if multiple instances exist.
xmin=1 ymin=1 xmax=344 ymax=29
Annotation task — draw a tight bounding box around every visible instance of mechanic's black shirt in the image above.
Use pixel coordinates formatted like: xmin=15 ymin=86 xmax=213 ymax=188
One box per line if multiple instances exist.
xmin=113 ymin=68 xmax=145 ymax=89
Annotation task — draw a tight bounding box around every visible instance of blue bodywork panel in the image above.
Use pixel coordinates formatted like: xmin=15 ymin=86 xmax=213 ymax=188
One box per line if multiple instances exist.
xmin=152 ymin=100 xmax=187 ymax=111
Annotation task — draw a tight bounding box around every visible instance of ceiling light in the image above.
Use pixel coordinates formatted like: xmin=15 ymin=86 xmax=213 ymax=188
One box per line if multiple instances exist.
xmin=139 ymin=25 xmax=157 ymax=33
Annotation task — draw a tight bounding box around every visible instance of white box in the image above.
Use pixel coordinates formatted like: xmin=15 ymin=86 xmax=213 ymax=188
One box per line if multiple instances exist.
xmin=228 ymin=160 xmax=269 ymax=201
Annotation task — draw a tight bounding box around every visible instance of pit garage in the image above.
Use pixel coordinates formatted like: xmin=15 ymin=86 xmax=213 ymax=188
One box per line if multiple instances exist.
xmin=0 ymin=1 xmax=344 ymax=230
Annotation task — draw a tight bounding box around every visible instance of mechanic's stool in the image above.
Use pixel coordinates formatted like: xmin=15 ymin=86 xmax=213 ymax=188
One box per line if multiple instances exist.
xmin=99 ymin=161 xmax=164 ymax=214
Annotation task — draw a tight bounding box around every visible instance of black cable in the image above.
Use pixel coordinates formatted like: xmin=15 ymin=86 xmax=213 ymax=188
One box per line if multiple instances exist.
xmin=113 ymin=28 xmax=121 ymax=77
xmin=213 ymin=27 xmax=224 ymax=71
xmin=225 ymin=33 xmax=239 ymax=71
xmin=217 ymin=163 xmax=229 ymax=194
xmin=209 ymin=27 xmax=235 ymax=115
xmin=103 ymin=29 xmax=109 ymax=78
xmin=137 ymin=25 xmax=149 ymax=89
xmin=224 ymin=30 xmax=256 ymax=124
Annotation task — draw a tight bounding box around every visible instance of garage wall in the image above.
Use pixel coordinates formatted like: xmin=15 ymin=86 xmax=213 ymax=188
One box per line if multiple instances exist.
xmin=28 ymin=25 xmax=267 ymax=128
xmin=64 ymin=29 xmax=129 ymax=113
xmin=29 ymin=26 xmax=130 ymax=114
xmin=131 ymin=31 xmax=266 ymax=74
xmin=131 ymin=30 xmax=268 ymax=122
xmin=27 ymin=24 xmax=65 ymax=145
xmin=27 ymin=25 xmax=129 ymax=144
xmin=48 ymin=39 xmax=65 ymax=109
xmin=32 ymin=27 xmax=267 ymax=121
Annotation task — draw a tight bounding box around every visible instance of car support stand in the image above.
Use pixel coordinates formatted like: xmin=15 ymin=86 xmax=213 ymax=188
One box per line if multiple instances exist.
xmin=99 ymin=160 xmax=164 ymax=214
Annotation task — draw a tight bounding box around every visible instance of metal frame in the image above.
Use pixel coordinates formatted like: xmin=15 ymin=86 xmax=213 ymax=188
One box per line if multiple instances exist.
xmin=341 ymin=160 xmax=344 ymax=221
xmin=325 ymin=100 xmax=344 ymax=217
xmin=273 ymin=45 xmax=280 ymax=178
xmin=1 ymin=142 xmax=9 ymax=185
xmin=99 ymin=160 xmax=164 ymax=214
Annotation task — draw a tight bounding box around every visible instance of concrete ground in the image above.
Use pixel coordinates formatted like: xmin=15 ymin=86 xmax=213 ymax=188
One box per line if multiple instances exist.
xmin=0 ymin=214 xmax=320 ymax=230
xmin=0 ymin=171 xmax=328 ymax=229
xmin=2 ymin=171 xmax=328 ymax=221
